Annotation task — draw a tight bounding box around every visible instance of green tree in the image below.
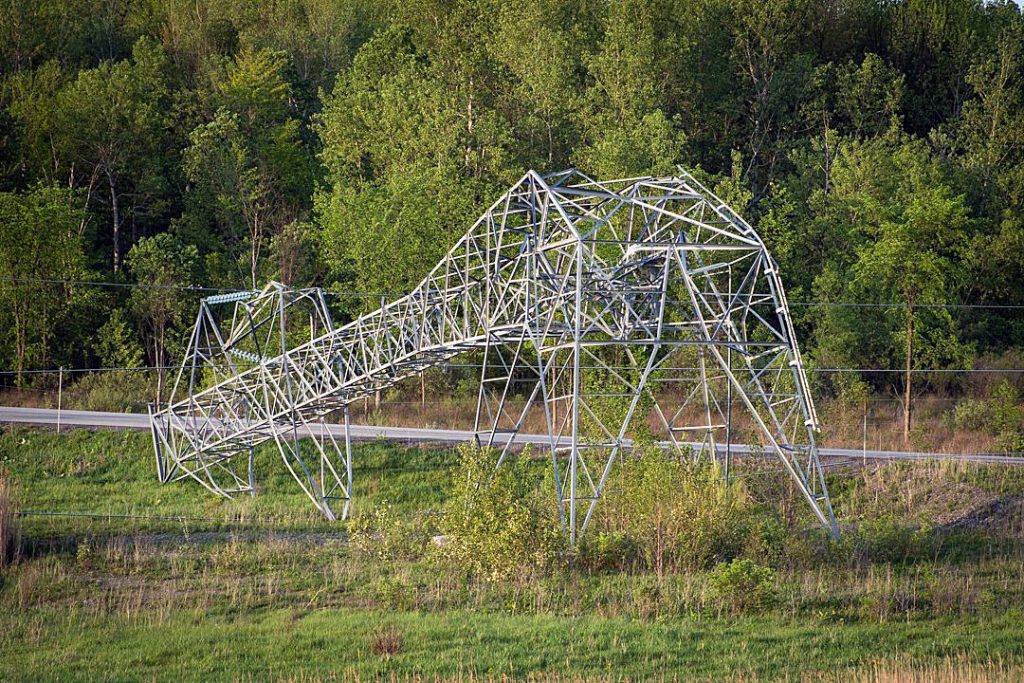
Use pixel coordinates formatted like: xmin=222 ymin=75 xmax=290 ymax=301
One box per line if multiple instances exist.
xmin=836 ymin=53 xmax=905 ymax=138
xmin=728 ymin=0 xmax=816 ymax=192
xmin=0 ymin=185 xmax=85 ymax=385
xmin=183 ymin=109 xmax=272 ymax=289
xmin=316 ymin=27 xmax=500 ymax=310
xmin=126 ymin=233 xmax=199 ymax=406
xmin=54 ymin=37 xmax=172 ymax=271
xmin=490 ymin=0 xmax=582 ymax=167
xmin=182 ymin=48 xmax=311 ymax=288
xmin=1 ymin=60 xmax=67 ymax=187
xmin=853 ymin=188 xmax=972 ymax=440
xmin=573 ymin=0 xmax=687 ymax=177
xmin=955 ymin=18 xmax=1024 ymax=350
xmin=809 ymin=138 xmax=973 ymax=438
xmin=957 ymin=20 xmax=1024 ymax=198
xmin=886 ymin=0 xmax=984 ymax=133
xmin=94 ymin=307 xmax=144 ymax=370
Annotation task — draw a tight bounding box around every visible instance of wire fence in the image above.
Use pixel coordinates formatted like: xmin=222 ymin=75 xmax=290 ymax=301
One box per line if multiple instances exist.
xmin=2 ymin=274 xmax=1022 ymax=462
xmin=2 ymin=365 xmax=1020 ymax=458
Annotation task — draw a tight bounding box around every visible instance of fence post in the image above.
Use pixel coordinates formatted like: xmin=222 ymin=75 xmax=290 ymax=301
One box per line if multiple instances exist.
xmin=57 ymin=366 xmax=63 ymax=435
xmin=862 ymin=399 xmax=867 ymax=466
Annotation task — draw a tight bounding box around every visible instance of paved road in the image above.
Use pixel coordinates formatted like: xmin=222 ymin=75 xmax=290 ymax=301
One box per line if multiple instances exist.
xmin=3 ymin=406 xmax=1024 ymax=466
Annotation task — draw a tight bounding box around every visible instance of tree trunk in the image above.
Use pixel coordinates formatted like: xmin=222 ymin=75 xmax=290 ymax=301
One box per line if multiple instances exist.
xmin=251 ymin=236 xmax=259 ymax=290
xmin=547 ymin=120 xmax=554 ymax=164
xmin=903 ymin=304 xmax=913 ymax=444
xmin=14 ymin=303 xmax=26 ymax=388
xmin=107 ymin=171 xmax=120 ymax=273
xmin=155 ymin=327 xmax=165 ymax=410
xmin=465 ymin=80 xmax=474 ymax=173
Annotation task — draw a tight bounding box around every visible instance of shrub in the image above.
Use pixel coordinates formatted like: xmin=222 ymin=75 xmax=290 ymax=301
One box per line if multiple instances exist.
xmin=709 ymin=558 xmax=777 ymax=615
xmin=779 ymin=528 xmax=851 ymax=569
xmin=579 ymin=531 xmax=641 ymax=573
xmin=945 ymin=398 xmax=990 ymax=432
xmin=594 ymin=448 xmax=765 ymax=573
xmin=945 ymin=381 xmax=1023 ymax=453
xmin=436 ymin=443 xmax=564 ymax=582
xmin=373 ymin=575 xmax=411 ymax=610
xmin=65 ymin=371 xmax=152 ymax=413
xmin=991 ymin=381 xmax=1024 ymax=453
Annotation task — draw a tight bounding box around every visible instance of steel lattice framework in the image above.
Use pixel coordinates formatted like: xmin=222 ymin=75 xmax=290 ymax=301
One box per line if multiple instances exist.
xmin=150 ymin=169 xmax=838 ymax=539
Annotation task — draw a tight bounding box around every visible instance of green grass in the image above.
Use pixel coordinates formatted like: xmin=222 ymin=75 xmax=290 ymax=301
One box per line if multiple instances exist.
xmin=2 ymin=607 xmax=1022 ymax=681
xmin=0 ymin=427 xmax=463 ymax=536
xmin=2 ymin=427 xmax=1024 ymax=681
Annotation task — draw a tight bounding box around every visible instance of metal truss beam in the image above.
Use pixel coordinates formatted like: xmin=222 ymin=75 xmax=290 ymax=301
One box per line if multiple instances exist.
xmin=151 ymin=169 xmax=839 ymax=540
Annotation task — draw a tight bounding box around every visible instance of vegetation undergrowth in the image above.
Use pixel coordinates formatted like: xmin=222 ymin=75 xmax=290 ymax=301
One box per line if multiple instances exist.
xmin=2 ymin=427 xmax=1024 ymax=679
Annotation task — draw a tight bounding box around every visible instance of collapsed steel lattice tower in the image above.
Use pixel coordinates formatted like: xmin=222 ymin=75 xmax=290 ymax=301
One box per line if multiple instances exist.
xmin=150 ymin=169 xmax=838 ymax=539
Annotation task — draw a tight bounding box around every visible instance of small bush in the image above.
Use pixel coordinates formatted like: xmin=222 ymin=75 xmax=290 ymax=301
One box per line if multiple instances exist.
xmin=578 ymin=531 xmax=641 ymax=573
xmin=592 ymin=449 xmax=768 ymax=573
xmin=436 ymin=443 xmax=564 ymax=583
xmin=991 ymin=381 xmax=1024 ymax=453
xmin=65 ymin=371 xmax=151 ymax=413
xmin=373 ymin=575 xmax=411 ymax=610
xmin=945 ymin=381 xmax=1023 ymax=453
xmin=779 ymin=528 xmax=851 ymax=569
xmin=945 ymin=398 xmax=990 ymax=432
xmin=709 ymin=558 xmax=777 ymax=615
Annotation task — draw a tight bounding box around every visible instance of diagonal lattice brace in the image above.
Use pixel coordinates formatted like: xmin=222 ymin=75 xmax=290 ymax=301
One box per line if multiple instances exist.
xmin=151 ymin=169 xmax=839 ymax=539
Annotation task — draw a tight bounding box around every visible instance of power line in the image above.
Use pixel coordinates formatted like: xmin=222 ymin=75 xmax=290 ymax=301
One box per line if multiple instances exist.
xmin=2 ymin=363 xmax=1024 ymax=376
xmin=665 ymin=297 xmax=1024 ymax=311
xmin=0 ymin=276 xmax=228 ymax=293
xmin=3 ymin=276 xmax=1023 ymax=309
xmin=14 ymin=509 xmax=314 ymax=528
xmin=0 ymin=276 xmax=389 ymax=298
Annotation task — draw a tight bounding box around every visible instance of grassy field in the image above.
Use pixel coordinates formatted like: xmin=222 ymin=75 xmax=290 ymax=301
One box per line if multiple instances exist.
xmin=2 ymin=427 xmax=1024 ymax=681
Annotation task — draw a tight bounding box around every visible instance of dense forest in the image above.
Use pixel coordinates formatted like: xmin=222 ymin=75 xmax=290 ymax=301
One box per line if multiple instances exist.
xmin=1 ymin=0 xmax=1022 ymax=417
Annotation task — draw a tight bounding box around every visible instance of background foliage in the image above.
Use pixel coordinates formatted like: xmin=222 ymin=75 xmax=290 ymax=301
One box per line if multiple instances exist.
xmin=0 ymin=0 xmax=1022 ymax=413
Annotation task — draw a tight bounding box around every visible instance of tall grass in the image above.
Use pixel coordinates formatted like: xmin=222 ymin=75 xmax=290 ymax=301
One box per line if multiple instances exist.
xmin=819 ymin=656 xmax=1021 ymax=683
xmin=270 ymin=656 xmax=1024 ymax=682
xmin=0 ymin=468 xmax=19 ymax=570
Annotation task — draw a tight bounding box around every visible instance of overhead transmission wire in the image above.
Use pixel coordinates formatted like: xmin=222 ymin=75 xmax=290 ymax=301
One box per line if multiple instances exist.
xmin=4 ymin=277 xmax=1023 ymax=378
xmin=11 ymin=509 xmax=370 ymax=533
xmin=3 ymin=275 xmax=1024 ymax=310
xmin=2 ymin=363 xmax=1024 ymax=376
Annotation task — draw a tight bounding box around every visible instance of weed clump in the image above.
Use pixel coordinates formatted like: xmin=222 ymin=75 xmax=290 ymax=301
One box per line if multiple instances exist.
xmin=369 ymin=624 xmax=403 ymax=658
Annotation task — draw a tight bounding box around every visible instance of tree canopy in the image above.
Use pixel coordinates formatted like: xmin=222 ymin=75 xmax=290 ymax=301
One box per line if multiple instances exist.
xmin=0 ymin=0 xmax=1021 ymax=406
